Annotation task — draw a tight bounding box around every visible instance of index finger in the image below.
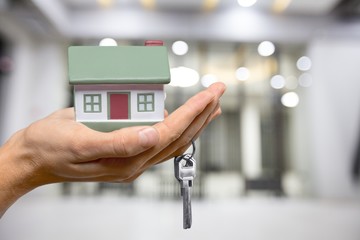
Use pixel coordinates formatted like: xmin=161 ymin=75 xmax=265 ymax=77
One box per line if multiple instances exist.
xmin=154 ymin=82 xmax=225 ymax=147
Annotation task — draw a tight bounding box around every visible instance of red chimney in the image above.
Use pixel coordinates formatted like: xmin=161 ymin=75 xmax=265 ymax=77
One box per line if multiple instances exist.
xmin=145 ymin=40 xmax=164 ymax=46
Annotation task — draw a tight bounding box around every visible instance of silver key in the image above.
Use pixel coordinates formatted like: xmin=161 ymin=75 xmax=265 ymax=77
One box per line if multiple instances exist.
xmin=174 ymin=153 xmax=196 ymax=229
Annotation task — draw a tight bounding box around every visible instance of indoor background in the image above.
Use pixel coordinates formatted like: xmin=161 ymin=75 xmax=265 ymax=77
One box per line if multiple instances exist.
xmin=0 ymin=0 xmax=360 ymax=239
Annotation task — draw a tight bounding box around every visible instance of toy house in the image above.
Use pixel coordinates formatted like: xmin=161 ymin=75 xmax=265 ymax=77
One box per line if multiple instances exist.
xmin=68 ymin=41 xmax=170 ymax=132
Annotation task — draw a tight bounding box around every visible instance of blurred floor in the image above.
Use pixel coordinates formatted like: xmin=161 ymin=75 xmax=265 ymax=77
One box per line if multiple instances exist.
xmin=1 ymin=190 xmax=359 ymax=240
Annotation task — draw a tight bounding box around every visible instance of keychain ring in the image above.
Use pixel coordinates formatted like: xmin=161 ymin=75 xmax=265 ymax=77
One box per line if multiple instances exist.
xmin=189 ymin=140 xmax=196 ymax=158
xmin=174 ymin=140 xmax=196 ymax=163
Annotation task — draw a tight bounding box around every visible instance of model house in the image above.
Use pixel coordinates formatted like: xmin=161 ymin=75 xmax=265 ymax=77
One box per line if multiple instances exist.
xmin=68 ymin=41 xmax=170 ymax=132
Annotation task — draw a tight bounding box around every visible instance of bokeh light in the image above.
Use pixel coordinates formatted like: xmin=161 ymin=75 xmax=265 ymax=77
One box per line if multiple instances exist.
xmin=172 ymin=41 xmax=189 ymax=56
xmin=236 ymin=67 xmax=250 ymax=81
xmin=201 ymin=74 xmax=218 ymax=87
xmin=296 ymin=56 xmax=312 ymax=71
xmin=258 ymin=41 xmax=275 ymax=57
xmin=99 ymin=38 xmax=117 ymax=46
xmin=270 ymin=75 xmax=285 ymax=89
xmin=170 ymin=66 xmax=199 ymax=87
xmin=281 ymin=92 xmax=299 ymax=108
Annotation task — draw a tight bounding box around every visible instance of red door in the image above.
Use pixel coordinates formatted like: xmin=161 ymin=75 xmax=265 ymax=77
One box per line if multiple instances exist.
xmin=109 ymin=93 xmax=129 ymax=119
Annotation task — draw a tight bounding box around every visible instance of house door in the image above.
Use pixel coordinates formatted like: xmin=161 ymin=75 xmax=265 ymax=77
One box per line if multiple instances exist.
xmin=109 ymin=93 xmax=129 ymax=119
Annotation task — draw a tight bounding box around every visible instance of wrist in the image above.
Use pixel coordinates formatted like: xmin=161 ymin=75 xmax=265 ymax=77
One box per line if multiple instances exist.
xmin=0 ymin=130 xmax=43 ymax=217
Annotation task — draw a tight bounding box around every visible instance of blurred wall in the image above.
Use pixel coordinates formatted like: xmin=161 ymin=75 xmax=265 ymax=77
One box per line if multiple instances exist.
xmin=306 ymin=36 xmax=360 ymax=199
xmin=0 ymin=13 xmax=68 ymax=144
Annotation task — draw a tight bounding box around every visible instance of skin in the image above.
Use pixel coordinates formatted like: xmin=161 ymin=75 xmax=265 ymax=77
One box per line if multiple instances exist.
xmin=0 ymin=82 xmax=226 ymax=218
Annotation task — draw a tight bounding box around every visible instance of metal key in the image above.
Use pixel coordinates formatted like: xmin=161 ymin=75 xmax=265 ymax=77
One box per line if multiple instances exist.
xmin=174 ymin=153 xmax=196 ymax=229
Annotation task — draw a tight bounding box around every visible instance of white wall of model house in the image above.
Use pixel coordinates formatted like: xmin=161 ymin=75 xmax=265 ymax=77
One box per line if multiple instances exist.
xmin=74 ymin=84 xmax=165 ymax=122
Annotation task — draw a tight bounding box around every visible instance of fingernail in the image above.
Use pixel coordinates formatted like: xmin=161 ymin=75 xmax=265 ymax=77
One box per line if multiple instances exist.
xmin=139 ymin=127 xmax=159 ymax=147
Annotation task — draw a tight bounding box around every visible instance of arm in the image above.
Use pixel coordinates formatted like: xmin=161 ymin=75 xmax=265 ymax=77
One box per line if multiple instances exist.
xmin=0 ymin=82 xmax=225 ymax=217
xmin=0 ymin=130 xmax=38 ymax=217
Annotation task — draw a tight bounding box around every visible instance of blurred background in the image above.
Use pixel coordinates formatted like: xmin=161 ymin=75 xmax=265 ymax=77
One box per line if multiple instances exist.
xmin=1 ymin=0 xmax=360 ymax=239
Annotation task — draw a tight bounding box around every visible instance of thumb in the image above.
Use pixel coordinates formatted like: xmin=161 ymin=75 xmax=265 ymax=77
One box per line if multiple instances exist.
xmin=109 ymin=126 xmax=159 ymax=157
xmin=77 ymin=126 xmax=159 ymax=159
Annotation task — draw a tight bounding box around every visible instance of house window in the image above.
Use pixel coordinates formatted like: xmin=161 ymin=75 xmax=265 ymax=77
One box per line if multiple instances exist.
xmin=138 ymin=93 xmax=154 ymax=112
xmin=84 ymin=94 xmax=102 ymax=113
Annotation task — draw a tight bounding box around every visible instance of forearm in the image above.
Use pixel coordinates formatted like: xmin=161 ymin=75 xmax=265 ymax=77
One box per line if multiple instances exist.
xmin=0 ymin=130 xmax=40 ymax=218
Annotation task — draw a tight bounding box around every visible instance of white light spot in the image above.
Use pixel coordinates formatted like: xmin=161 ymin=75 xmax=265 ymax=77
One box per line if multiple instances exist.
xmin=281 ymin=92 xmax=299 ymax=108
xmin=170 ymin=66 xmax=199 ymax=87
xmin=201 ymin=74 xmax=218 ymax=88
xmin=258 ymin=41 xmax=275 ymax=57
xmin=270 ymin=75 xmax=285 ymax=89
xmin=298 ymin=73 xmax=313 ymax=87
xmin=236 ymin=67 xmax=250 ymax=81
xmin=296 ymin=56 xmax=312 ymax=71
xmin=172 ymin=41 xmax=189 ymax=56
xmin=237 ymin=0 xmax=257 ymax=7
xmin=99 ymin=38 xmax=118 ymax=46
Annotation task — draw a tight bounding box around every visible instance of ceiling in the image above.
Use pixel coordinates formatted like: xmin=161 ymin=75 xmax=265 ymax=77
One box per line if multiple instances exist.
xmin=58 ymin=0 xmax=340 ymax=15
xmin=4 ymin=0 xmax=360 ymax=43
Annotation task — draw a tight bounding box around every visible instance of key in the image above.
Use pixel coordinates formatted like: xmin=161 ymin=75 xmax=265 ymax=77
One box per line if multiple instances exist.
xmin=174 ymin=153 xmax=196 ymax=229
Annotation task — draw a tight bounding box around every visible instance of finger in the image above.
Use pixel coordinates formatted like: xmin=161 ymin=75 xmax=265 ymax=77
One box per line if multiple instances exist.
xmin=134 ymin=84 xmax=225 ymax=168
xmin=155 ymin=90 xmax=215 ymax=143
xmin=67 ymin=158 xmax=136 ymax=179
xmin=210 ymin=105 xmax=222 ymax=121
xmin=70 ymin=125 xmax=159 ymax=161
xmin=163 ymin=98 xmax=219 ymax=154
xmin=122 ymin=170 xmax=145 ymax=183
xmin=145 ymin=109 xmax=216 ymax=166
xmin=154 ymin=82 xmax=225 ymax=147
xmin=207 ymin=82 xmax=226 ymax=99
xmin=139 ymin=97 xmax=220 ymax=169
xmin=146 ymin=104 xmax=222 ymax=166
xmin=56 ymin=168 xmax=146 ymax=183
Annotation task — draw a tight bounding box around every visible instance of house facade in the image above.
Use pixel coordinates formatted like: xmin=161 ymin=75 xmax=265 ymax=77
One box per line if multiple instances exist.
xmin=68 ymin=44 xmax=170 ymax=132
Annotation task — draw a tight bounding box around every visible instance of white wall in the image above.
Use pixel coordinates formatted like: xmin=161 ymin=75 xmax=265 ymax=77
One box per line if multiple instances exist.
xmin=0 ymin=13 xmax=68 ymax=144
xmin=305 ymin=37 xmax=360 ymax=199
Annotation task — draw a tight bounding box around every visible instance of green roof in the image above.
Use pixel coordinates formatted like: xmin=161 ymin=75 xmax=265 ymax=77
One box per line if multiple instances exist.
xmin=68 ymin=46 xmax=170 ymax=84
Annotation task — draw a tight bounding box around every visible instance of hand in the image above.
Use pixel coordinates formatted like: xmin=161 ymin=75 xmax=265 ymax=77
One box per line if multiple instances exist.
xmin=0 ymin=82 xmax=226 ymax=216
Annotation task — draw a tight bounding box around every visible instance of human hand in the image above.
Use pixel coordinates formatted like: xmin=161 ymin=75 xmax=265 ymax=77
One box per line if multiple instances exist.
xmin=0 ymin=82 xmax=225 ymax=211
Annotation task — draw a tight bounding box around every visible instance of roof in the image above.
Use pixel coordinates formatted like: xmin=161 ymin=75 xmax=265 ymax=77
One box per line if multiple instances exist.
xmin=68 ymin=46 xmax=170 ymax=84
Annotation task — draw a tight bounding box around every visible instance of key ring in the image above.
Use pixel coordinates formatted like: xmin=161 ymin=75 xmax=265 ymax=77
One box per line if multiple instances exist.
xmin=175 ymin=140 xmax=196 ymax=163
xmin=189 ymin=140 xmax=196 ymax=158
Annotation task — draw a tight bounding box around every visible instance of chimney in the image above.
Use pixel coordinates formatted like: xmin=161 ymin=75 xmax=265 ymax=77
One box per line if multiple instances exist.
xmin=145 ymin=40 xmax=164 ymax=46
